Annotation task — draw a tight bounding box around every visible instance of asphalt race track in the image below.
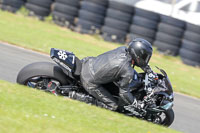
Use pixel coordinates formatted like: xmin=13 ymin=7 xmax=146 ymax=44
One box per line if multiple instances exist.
xmin=0 ymin=43 xmax=200 ymax=133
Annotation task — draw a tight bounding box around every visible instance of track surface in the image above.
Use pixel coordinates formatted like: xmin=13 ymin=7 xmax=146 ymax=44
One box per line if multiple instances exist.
xmin=0 ymin=43 xmax=200 ymax=133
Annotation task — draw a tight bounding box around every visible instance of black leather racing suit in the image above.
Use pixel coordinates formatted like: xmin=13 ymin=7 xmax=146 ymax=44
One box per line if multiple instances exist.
xmin=80 ymin=46 xmax=135 ymax=111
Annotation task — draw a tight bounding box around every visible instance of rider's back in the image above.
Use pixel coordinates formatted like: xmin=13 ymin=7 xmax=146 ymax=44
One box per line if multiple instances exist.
xmin=88 ymin=46 xmax=134 ymax=84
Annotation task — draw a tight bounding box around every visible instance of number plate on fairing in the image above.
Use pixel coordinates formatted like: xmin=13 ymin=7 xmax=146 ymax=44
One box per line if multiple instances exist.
xmin=50 ymin=48 xmax=76 ymax=73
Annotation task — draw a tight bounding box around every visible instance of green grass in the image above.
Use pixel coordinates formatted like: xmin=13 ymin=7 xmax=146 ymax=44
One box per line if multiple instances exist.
xmin=0 ymin=10 xmax=200 ymax=98
xmin=0 ymin=80 xmax=179 ymax=133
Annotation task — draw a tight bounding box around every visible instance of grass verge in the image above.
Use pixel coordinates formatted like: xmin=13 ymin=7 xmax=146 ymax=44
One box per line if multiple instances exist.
xmin=0 ymin=11 xmax=200 ymax=98
xmin=0 ymin=80 xmax=179 ymax=133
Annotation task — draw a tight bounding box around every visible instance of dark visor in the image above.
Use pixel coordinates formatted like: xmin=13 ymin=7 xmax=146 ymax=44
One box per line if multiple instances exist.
xmin=141 ymin=53 xmax=151 ymax=64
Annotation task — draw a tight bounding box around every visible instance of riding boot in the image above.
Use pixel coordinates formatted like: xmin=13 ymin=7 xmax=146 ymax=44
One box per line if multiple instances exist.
xmin=94 ymin=100 xmax=117 ymax=111
xmin=68 ymin=91 xmax=116 ymax=111
xmin=68 ymin=91 xmax=94 ymax=104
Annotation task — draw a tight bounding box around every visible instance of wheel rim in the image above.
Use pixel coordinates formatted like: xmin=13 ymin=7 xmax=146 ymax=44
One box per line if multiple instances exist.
xmin=150 ymin=112 xmax=168 ymax=125
xmin=160 ymin=111 xmax=171 ymax=126
xmin=25 ymin=76 xmax=61 ymax=91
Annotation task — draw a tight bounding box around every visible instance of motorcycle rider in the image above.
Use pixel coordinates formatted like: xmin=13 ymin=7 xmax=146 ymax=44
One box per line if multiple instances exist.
xmin=70 ymin=38 xmax=153 ymax=111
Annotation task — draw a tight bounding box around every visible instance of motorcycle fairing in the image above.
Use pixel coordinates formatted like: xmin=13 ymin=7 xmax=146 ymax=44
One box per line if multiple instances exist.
xmin=156 ymin=67 xmax=173 ymax=94
xmin=50 ymin=48 xmax=76 ymax=78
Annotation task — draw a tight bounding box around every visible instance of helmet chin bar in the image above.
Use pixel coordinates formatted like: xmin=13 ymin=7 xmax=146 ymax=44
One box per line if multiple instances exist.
xmin=135 ymin=58 xmax=146 ymax=68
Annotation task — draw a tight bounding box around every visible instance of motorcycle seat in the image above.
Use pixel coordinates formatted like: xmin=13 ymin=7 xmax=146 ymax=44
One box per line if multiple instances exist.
xmin=74 ymin=57 xmax=82 ymax=76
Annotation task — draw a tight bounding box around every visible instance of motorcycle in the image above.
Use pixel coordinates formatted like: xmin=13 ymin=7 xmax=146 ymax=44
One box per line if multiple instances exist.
xmin=17 ymin=48 xmax=174 ymax=126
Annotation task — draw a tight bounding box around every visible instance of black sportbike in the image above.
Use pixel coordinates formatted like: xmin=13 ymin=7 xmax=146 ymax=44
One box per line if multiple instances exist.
xmin=17 ymin=48 xmax=174 ymax=126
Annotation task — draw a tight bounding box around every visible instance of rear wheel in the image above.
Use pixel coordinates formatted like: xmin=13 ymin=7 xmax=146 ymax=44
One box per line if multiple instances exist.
xmin=26 ymin=76 xmax=62 ymax=95
xmin=17 ymin=62 xmax=72 ymax=95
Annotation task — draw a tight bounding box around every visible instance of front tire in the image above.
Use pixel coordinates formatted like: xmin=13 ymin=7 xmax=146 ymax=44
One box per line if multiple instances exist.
xmin=162 ymin=109 xmax=175 ymax=127
xmin=148 ymin=109 xmax=175 ymax=127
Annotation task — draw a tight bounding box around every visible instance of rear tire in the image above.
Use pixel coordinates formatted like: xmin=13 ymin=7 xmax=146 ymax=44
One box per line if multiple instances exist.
xmin=17 ymin=62 xmax=70 ymax=85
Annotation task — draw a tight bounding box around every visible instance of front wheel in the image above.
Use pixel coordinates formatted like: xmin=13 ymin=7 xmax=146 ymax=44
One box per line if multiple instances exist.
xmin=150 ymin=109 xmax=174 ymax=127
xmin=161 ymin=109 xmax=175 ymax=127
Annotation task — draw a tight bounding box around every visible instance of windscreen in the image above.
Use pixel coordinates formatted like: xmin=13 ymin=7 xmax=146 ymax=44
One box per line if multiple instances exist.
xmin=164 ymin=77 xmax=173 ymax=95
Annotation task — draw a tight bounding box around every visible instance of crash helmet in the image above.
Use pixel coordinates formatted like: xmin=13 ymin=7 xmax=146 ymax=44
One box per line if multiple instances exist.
xmin=128 ymin=38 xmax=153 ymax=67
